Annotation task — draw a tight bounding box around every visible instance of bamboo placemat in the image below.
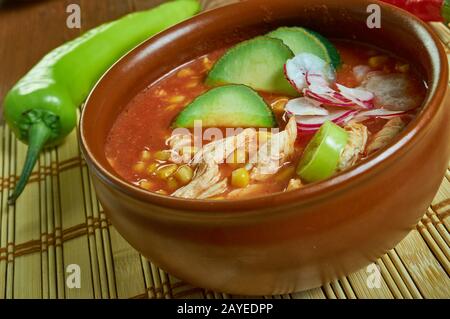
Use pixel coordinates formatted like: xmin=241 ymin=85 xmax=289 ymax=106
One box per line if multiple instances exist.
xmin=0 ymin=8 xmax=449 ymax=299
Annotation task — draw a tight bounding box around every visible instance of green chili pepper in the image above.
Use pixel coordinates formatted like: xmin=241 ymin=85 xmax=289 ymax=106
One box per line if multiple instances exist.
xmin=296 ymin=121 xmax=349 ymax=183
xmin=3 ymin=0 xmax=200 ymax=204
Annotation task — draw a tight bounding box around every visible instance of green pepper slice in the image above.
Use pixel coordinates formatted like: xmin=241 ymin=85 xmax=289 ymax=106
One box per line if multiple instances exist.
xmin=297 ymin=121 xmax=349 ymax=183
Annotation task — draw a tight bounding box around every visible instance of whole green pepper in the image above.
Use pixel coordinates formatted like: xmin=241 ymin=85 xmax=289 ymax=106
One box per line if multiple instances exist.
xmin=4 ymin=0 xmax=200 ymax=204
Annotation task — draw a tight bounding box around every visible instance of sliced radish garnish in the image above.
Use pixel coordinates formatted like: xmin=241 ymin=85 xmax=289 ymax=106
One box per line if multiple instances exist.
xmin=285 ymin=63 xmax=306 ymax=92
xmin=295 ymin=110 xmax=357 ymax=132
xmin=308 ymin=83 xmax=335 ymax=95
xmin=285 ymin=53 xmax=336 ymax=91
xmin=299 ymin=81 xmax=373 ymax=109
xmin=285 ymin=53 xmax=374 ymax=110
xmin=306 ymin=72 xmax=330 ymax=87
xmin=283 ymin=53 xmax=402 ymax=134
xmin=352 ymin=109 xmax=409 ymax=122
xmin=336 ymin=84 xmax=374 ymax=102
xmin=336 ymin=84 xmax=374 ymax=109
xmin=304 ymin=87 xmax=356 ymax=108
xmin=285 ymin=97 xmax=329 ymax=116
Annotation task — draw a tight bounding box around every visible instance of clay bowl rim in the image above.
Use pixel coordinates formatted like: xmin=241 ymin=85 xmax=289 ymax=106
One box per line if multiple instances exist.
xmin=80 ymin=0 xmax=448 ymax=217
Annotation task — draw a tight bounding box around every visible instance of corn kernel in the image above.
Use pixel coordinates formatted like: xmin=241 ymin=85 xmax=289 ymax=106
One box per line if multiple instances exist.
xmin=156 ymin=189 xmax=168 ymax=195
xmin=140 ymin=150 xmax=151 ymax=161
xmin=203 ymin=57 xmax=213 ymax=70
xmin=177 ymin=68 xmax=194 ymax=78
xmin=174 ymin=165 xmax=194 ymax=185
xmin=368 ymin=55 xmax=389 ymax=68
xmin=167 ymin=95 xmax=186 ymax=104
xmin=139 ymin=180 xmax=153 ymax=190
xmin=156 ymin=164 xmax=178 ymax=180
xmin=395 ymin=62 xmax=410 ymax=73
xmin=166 ymin=104 xmax=179 ymax=111
xmin=154 ymin=89 xmax=167 ymax=97
xmin=154 ymin=150 xmax=172 ymax=161
xmin=231 ymin=168 xmax=250 ymax=188
xmin=185 ymin=80 xmax=199 ymax=89
xmin=146 ymin=163 xmax=159 ymax=175
xmin=132 ymin=162 xmax=146 ymax=173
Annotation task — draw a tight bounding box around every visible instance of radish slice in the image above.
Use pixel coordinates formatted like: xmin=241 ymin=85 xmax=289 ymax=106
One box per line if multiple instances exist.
xmin=283 ymin=53 xmax=402 ymax=134
xmin=336 ymin=84 xmax=375 ymax=109
xmin=285 ymin=53 xmax=336 ymax=91
xmin=295 ymin=108 xmax=408 ymax=132
xmin=306 ymin=72 xmax=330 ymax=87
xmin=336 ymin=84 xmax=373 ymax=102
xmin=308 ymin=83 xmax=335 ymax=95
xmin=304 ymin=87 xmax=356 ymax=108
xmin=303 ymin=84 xmax=372 ymax=109
xmin=352 ymin=109 xmax=409 ymax=122
xmin=285 ymin=53 xmax=374 ymax=109
xmin=295 ymin=110 xmax=358 ymax=132
xmin=285 ymin=97 xmax=329 ymax=116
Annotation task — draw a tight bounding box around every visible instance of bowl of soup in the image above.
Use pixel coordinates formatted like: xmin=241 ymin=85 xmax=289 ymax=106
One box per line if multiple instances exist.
xmin=80 ymin=0 xmax=450 ymax=295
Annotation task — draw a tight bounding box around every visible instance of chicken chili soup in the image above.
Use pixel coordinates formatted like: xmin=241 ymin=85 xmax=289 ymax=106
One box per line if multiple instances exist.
xmin=105 ymin=27 xmax=426 ymax=200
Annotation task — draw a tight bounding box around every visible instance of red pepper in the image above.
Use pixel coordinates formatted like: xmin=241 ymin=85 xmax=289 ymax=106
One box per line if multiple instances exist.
xmin=382 ymin=0 xmax=450 ymax=23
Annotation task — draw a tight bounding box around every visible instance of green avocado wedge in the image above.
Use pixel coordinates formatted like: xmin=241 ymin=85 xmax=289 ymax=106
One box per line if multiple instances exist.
xmin=267 ymin=27 xmax=341 ymax=68
xmin=206 ymin=36 xmax=297 ymax=96
xmin=172 ymin=85 xmax=277 ymax=128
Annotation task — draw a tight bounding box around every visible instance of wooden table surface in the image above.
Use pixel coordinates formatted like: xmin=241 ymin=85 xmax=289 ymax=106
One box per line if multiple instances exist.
xmin=0 ymin=0 xmax=233 ymax=118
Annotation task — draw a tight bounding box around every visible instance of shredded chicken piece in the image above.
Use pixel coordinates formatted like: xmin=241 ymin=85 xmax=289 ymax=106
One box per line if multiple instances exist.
xmin=192 ymin=128 xmax=258 ymax=165
xmin=286 ymin=178 xmax=303 ymax=191
xmin=171 ymin=129 xmax=258 ymax=199
xmin=227 ymin=184 xmax=267 ymax=199
xmin=171 ymin=118 xmax=298 ymax=199
xmin=249 ymin=117 xmax=297 ymax=181
xmin=338 ymin=122 xmax=369 ymax=171
xmin=367 ymin=117 xmax=405 ymax=154
xmin=197 ymin=179 xmax=229 ymax=199
xmin=362 ymin=73 xmax=424 ymax=111
xmin=168 ymin=133 xmax=194 ymax=164
xmin=353 ymin=65 xmax=371 ymax=83
xmin=171 ymin=155 xmax=224 ymax=199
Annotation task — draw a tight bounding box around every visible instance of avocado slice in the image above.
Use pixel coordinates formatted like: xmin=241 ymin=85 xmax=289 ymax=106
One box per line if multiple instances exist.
xmin=206 ymin=36 xmax=297 ymax=96
xmin=267 ymin=27 xmax=341 ymax=68
xmin=172 ymin=85 xmax=277 ymax=128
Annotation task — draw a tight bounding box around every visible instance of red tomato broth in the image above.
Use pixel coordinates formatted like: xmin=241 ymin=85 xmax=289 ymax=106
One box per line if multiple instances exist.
xmin=105 ymin=40 xmax=425 ymax=198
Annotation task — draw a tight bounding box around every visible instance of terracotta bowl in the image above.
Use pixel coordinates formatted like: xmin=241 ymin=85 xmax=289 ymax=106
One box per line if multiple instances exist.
xmin=80 ymin=0 xmax=450 ymax=295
